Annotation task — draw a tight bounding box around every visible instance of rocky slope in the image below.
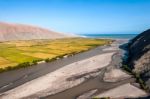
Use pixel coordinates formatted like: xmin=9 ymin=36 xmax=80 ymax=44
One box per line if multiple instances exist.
xmin=128 ymin=29 xmax=150 ymax=88
xmin=0 ymin=22 xmax=70 ymax=41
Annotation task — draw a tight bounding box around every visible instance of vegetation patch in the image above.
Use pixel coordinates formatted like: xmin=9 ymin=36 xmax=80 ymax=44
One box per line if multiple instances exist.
xmin=122 ymin=65 xmax=149 ymax=92
xmin=92 ymin=97 xmax=110 ymax=99
xmin=0 ymin=38 xmax=112 ymax=73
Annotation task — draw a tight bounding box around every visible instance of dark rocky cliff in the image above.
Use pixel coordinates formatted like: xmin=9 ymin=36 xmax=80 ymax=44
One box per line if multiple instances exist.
xmin=128 ymin=29 xmax=150 ymax=88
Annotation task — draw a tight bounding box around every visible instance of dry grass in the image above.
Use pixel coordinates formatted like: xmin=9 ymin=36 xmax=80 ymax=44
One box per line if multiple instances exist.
xmin=22 ymin=52 xmax=57 ymax=59
xmin=0 ymin=57 xmax=17 ymax=68
xmin=0 ymin=38 xmax=112 ymax=69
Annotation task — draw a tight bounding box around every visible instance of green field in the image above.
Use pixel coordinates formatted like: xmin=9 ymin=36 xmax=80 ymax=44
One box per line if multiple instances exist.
xmin=0 ymin=38 xmax=112 ymax=72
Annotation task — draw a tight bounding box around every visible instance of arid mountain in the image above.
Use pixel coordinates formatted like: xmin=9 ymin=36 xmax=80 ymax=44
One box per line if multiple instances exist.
xmin=128 ymin=29 xmax=150 ymax=88
xmin=0 ymin=22 xmax=70 ymax=41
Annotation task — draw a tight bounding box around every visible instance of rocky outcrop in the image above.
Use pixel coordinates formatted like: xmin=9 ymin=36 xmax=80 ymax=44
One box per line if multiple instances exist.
xmin=128 ymin=29 xmax=150 ymax=87
xmin=0 ymin=22 xmax=70 ymax=41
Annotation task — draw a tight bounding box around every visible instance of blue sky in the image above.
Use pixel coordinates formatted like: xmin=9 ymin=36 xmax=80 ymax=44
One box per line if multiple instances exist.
xmin=0 ymin=0 xmax=150 ymax=34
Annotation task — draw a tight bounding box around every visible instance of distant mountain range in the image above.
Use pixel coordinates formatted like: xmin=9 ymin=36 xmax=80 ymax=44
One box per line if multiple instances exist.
xmin=0 ymin=22 xmax=71 ymax=41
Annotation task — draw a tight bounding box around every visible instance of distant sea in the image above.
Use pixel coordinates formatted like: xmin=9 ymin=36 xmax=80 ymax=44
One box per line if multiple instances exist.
xmin=80 ymin=34 xmax=138 ymax=39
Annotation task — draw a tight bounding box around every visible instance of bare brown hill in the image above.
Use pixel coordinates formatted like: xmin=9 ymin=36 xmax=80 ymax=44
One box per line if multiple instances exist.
xmin=0 ymin=22 xmax=70 ymax=41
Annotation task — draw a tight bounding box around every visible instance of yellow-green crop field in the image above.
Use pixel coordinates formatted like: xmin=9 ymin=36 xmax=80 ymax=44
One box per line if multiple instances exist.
xmin=0 ymin=38 xmax=112 ymax=71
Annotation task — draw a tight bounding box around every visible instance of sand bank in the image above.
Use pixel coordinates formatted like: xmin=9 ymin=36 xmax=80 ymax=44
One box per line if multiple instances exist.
xmin=96 ymin=83 xmax=147 ymax=98
xmin=0 ymin=52 xmax=114 ymax=99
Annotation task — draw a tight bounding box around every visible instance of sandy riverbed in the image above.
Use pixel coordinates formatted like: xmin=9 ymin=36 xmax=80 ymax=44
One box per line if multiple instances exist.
xmin=0 ymin=39 xmax=147 ymax=99
xmin=96 ymin=83 xmax=147 ymax=98
xmin=0 ymin=52 xmax=114 ymax=99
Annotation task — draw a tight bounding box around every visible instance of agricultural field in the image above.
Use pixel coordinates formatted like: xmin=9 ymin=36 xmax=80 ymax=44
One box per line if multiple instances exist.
xmin=0 ymin=38 xmax=112 ymax=71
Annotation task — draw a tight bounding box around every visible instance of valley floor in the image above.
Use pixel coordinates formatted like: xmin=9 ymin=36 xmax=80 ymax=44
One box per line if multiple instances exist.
xmin=0 ymin=39 xmax=148 ymax=99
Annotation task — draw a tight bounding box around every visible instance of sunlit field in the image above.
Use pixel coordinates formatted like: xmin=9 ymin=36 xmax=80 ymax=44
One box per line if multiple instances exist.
xmin=0 ymin=38 xmax=112 ymax=72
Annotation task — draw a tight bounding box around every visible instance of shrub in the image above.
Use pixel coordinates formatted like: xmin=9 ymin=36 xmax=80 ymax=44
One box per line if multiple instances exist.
xmin=122 ymin=65 xmax=149 ymax=91
xmin=5 ymin=66 xmax=13 ymax=70
xmin=17 ymin=62 xmax=31 ymax=68
xmin=134 ymin=72 xmax=149 ymax=91
xmin=58 ymin=55 xmax=64 ymax=58
xmin=45 ymin=58 xmax=51 ymax=63
xmin=32 ymin=60 xmax=38 ymax=65
xmin=0 ymin=68 xmax=4 ymax=73
xmin=122 ymin=65 xmax=132 ymax=73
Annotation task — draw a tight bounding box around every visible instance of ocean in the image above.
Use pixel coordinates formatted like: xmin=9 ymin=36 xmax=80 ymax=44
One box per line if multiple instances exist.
xmin=80 ymin=34 xmax=138 ymax=39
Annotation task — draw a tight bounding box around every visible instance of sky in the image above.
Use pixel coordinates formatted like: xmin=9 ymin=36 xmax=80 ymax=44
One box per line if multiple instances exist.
xmin=0 ymin=0 xmax=150 ymax=34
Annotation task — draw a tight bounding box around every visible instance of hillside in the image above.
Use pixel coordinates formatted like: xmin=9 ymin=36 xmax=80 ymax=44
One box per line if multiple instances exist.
xmin=128 ymin=29 xmax=150 ymax=88
xmin=0 ymin=22 xmax=69 ymax=41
